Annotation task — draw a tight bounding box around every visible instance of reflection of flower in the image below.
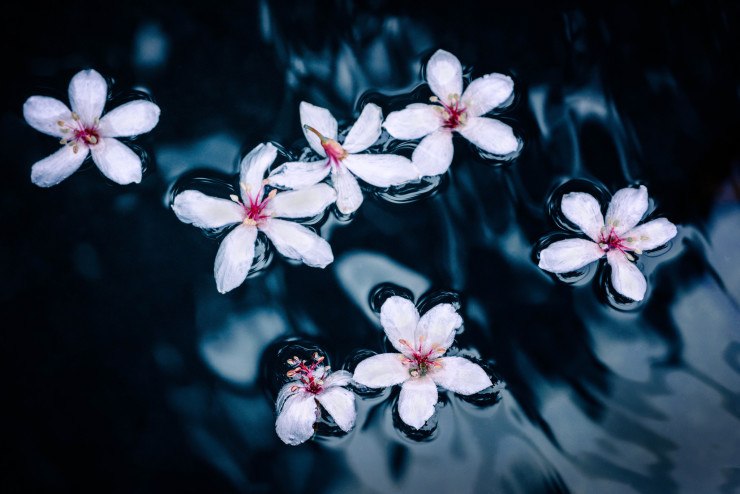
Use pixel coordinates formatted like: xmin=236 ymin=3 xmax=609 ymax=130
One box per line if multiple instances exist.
xmin=23 ymin=69 xmax=160 ymax=187
xmin=538 ymin=185 xmax=678 ymax=302
xmin=172 ymin=142 xmax=335 ymax=293
xmin=383 ymin=49 xmax=518 ymax=177
xmin=276 ymin=353 xmax=356 ymax=446
xmin=353 ymin=296 xmax=492 ymax=429
xmin=268 ymin=102 xmax=417 ymax=214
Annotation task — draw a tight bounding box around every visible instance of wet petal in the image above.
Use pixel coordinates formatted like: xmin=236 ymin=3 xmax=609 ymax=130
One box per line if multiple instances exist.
xmin=538 ymin=238 xmax=605 ymax=273
xmin=342 ymin=154 xmax=418 ymax=187
xmin=68 ymin=69 xmax=107 ymax=125
xmin=269 ymin=159 xmax=330 ymax=189
xmin=426 ymin=49 xmax=463 ymax=104
xmin=98 ymin=100 xmax=160 ymax=137
xmin=416 ymin=303 xmax=461 ymax=353
xmin=605 ymin=185 xmax=648 ymax=236
xmin=411 ymin=129 xmax=454 ymax=177
xmin=380 ymin=296 xmax=420 ymax=354
xmin=90 ymin=137 xmax=142 ymax=184
xmin=23 ymin=96 xmax=71 ymax=137
xmin=607 ymin=250 xmax=647 ymax=301
xmin=275 ymin=392 xmax=318 ymax=446
xmin=30 ymin=145 xmax=88 ymax=187
xmin=383 ymin=103 xmax=441 ymax=140
xmin=353 ymin=353 xmax=409 ymax=388
xmin=300 ymin=102 xmax=337 ymax=156
xmin=323 ymin=370 xmax=353 ymax=388
xmin=239 ymin=142 xmax=277 ymax=203
xmin=461 ymin=73 xmax=515 ymax=117
xmin=457 ymin=116 xmax=518 ymax=156
xmin=316 ymin=387 xmax=355 ymax=432
xmin=268 ymin=183 xmax=336 ymax=219
xmin=172 ymin=190 xmax=244 ymax=228
xmin=331 ymin=166 xmax=363 ymax=214
xmin=342 ymin=103 xmax=382 ymax=153
xmin=561 ymin=192 xmax=605 ymax=242
xmin=259 ymin=218 xmax=333 ymax=268
xmin=214 ymin=224 xmax=257 ymax=294
xmin=624 ymin=218 xmax=678 ymax=252
xmin=431 ymin=357 xmax=492 ymax=395
xmin=398 ymin=376 xmax=438 ymax=429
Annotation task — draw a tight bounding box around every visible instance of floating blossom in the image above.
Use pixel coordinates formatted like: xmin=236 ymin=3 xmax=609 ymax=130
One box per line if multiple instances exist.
xmin=23 ymin=69 xmax=160 ymax=187
xmin=353 ymin=296 xmax=492 ymax=429
xmin=268 ymin=102 xmax=418 ymax=214
xmin=172 ymin=142 xmax=335 ymax=293
xmin=538 ymin=185 xmax=678 ymax=302
xmin=275 ymin=353 xmax=356 ymax=446
xmin=383 ymin=49 xmax=518 ymax=177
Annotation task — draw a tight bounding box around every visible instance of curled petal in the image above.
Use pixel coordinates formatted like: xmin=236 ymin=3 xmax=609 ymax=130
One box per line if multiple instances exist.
xmin=300 ymin=102 xmax=337 ymax=156
xmin=68 ymin=69 xmax=108 ymax=125
xmin=411 ymin=129 xmax=454 ymax=177
xmin=98 ymin=100 xmax=160 ymax=137
xmin=561 ymin=192 xmax=605 ymax=242
xmin=331 ymin=166 xmax=363 ymax=214
xmin=457 ymin=116 xmax=518 ymax=156
xmin=538 ymin=238 xmax=605 ymax=273
xmin=624 ymin=218 xmax=678 ymax=252
xmin=259 ymin=218 xmax=333 ymax=268
xmin=214 ymin=225 xmax=257 ymax=294
xmin=416 ymin=304 xmax=461 ymax=354
xmin=172 ymin=190 xmax=244 ymax=229
xmin=342 ymin=103 xmax=382 ymax=153
xmin=30 ymin=145 xmax=88 ymax=187
xmin=380 ymin=296 xmax=420 ymax=354
xmin=275 ymin=392 xmax=318 ymax=446
xmin=316 ymin=387 xmax=356 ymax=432
xmin=605 ymin=185 xmax=648 ymax=236
xmin=461 ymin=73 xmax=515 ymax=117
xmin=426 ymin=49 xmax=463 ymax=104
xmin=342 ymin=154 xmax=418 ymax=188
xmin=607 ymin=250 xmax=647 ymax=301
xmin=23 ymin=96 xmax=71 ymax=137
xmin=322 ymin=370 xmax=353 ymax=388
xmin=268 ymin=183 xmax=336 ymax=219
xmin=383 ymin=103 xmax=442 ymax=140
xmin=398 ymin=376 xmax=438 ymax=429
xmin=353 ymin=353 xmax=410 ymax=388
xmin=268 ymin=159 xmax=330 ymax=190
xmin=239 ymin=142 xmax=277 ymax=203
xmin=430 ymin=357 xmax=492 ymax=395
xmin=90 ymin=137 xmax=142 ymax=184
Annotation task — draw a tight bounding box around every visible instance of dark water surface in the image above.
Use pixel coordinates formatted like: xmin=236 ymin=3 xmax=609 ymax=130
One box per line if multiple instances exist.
xmin=3 ymin=2 xmax=739 ymax=493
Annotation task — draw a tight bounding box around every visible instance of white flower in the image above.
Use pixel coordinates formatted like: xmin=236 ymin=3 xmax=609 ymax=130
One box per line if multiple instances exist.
xmin=353 ymin=296 xmax=492 ymax=429
xmin=538 ymin=185 xmax=678 ymax=302
xmin=23 ymin=69 xmax=160 ymax=187
xmin=275 ymin=353 xmax=356 ymax=446
xmin=383 ymin=49 xmax=518 ymax=177
xmin=172 ymin=142 xmax=336 ymax=293
xmin=268 ymin=102 xmax=418 ymax=214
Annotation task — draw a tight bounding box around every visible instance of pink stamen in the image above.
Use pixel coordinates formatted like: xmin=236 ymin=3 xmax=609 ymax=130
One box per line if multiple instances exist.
xmin=233 ymin=182 xmax=276 ymax=225
xmin=286 ymin=353 xmax=328 ymax=395
xmin=304 ymin=125 xmax=346 ymax=167
xmin=399 ymin=337 xmax=443 ymax=377
xmin=58 ymin=113 xmax=100 ymax=151
xmin=598 ymin=226 xmax=633 ymax=256
xmin=434 ymin=96 xmax=468 ymax=129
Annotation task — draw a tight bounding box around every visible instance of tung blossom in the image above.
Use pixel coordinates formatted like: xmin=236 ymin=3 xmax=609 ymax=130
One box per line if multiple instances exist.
xmin=268 ymin=102 xmax=418 ymax=214
xmin=275 ymin=353 xmax=356 ymax=446
xmin=383 ymin=49 xmax=519 ymax=177
xmin=353 ymin=296 xmax=492 ymax=429
xmin=538 ymin=185 xmax=678 ymax=302
xmin=23 ymin=69 xmax=160 ymax=187
xmin=172 ymin=142 xmax=335 ymax=294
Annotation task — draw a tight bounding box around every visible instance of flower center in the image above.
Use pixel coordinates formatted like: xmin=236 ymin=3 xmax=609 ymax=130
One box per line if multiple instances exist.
xmin=230 ymin=180 xmax=276 ymax=227
xmin=286 ymin=353 xmax=329 ymax=395
xmin=398 ymin=335 xmax=445 ymax=378
xmin=598 ymin=218 xmax=649 ymax=261
xmin=58 ymin=112 xmax=100 ymax=154
xmin=431 ymin=94 xmax=468 ymax=130
xmin=304 ymin=125 xmax=346 ymax=166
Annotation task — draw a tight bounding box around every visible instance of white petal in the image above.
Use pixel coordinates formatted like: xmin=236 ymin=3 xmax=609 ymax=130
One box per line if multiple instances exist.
xmin=23 ymin=96 xmax=71 ymax=137
xmin=607 ymin=250 xmax=647 ymax=301
xmin=275 ymin=392 xmax=318 ymax=446
xmin=316 ymin=387 xmax=356 ymax=432
xmin=259 ymin=218 xmax=333 ymax=268
xmin=331 ymin=166 xmax=363 ymax=214
xmin=239 ymin=142 xmax=277 ymax=203
xmin=300 ymin=102 xmax=337 ymax=156
xmin=30 ymin=145 xmax=88 ymax=187
xmin=461 ymin=73 xmax=515 ymax=117
xmin=323 ymin=370 xmax=353 ymax=388
xmin=457 ymin=116 xmax=518 ymax=155
xmin=380 ymin=296 xmax=420 ymax=354
xmin=268 ymin=183 xmax=336 ymax=219
xmin=342 ymin=154 xmax=418 ymax=187
xmin=342 ymin=103 xmax=382 ymax=153
xmin=605 ymin=185 xmax=648 ymax=236
xmin=90 ymin=137 xmax=142 ymax=184
xmin=68 ymin=69 xmax=107 ymax=125
xmin=538 ymin=238 xmax=605 ymax=273
xmin=416 ymin=303 xmax=461 ymax=353
xmin=98 ymin=100 xmax=160 ymax=137
xmin=353 ymin=353 xmax=409 ymax=388
xmin=623 ymin=218 xmax=678 ymax=252
xmin=426 ymin=49 xmax=463 ymax=104
xmin=561 ymin=192 xmax=605 ymax=242
xmin=411 ymin=130 xmax=454 ymax=177
xmin=213 ymin=225 xmax=257 ymax=294
xmin=398 ymin=376 xmax=438 ymax=429
xmin=172 ymin=190 xmax=244 ymax=228
xmin=268 ymin=159 xmax=330 ymax=189
xmin=383 ymin=103 xmax=441 ymax=140
xmin=430 ymin=356 xmax=492 ymax=395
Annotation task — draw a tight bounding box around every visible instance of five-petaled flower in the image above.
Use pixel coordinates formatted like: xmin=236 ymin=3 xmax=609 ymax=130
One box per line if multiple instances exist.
xmin=538 ymin=185 xmax=678 ymax=302
xmin=275 ymin=353 xmax=356 ymax=446
xmin=353 ymin=296 xmax=492 ymax=429
xmin=383 ymin=49 xmax=518 ymax=177
xmin=172 ymin=142 xmax=336 ymax=293
xmin=268 ymin=102 xmax=418 ymax=214
xmin=23 ymin=69 xmax=160 ymax=187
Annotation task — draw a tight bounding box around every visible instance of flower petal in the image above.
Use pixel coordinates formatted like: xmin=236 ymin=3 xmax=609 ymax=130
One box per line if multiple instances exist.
xmin=461 ymin=73 xmax=515 ymax=117
xmin=380 ymin=296 xmax=420 ymax=354
xmin=426 ymin=49 xmax=463 ymax=104
xmin=607 ymin=250 xmax=647 ymax=301
xmin=259 ymin=218 xmax=333 ymax=268
xmin=239 ymin=142 xmax=277 ymax=203
xmin=538 ymin=238 xmax=605 ymax=273
xmin=323 ymin=370 xmax=353 ymax=388
xmin=268 ymin=183 xmax=336 ymax=219
xmin=68 ymin=69 xmax=108 ymax=125
xmin=275 ymin=392 xmax=318 ymax=446
xmin=316 ymin=387 xmax=356 ymax=432
xmin=605 ymin=185 xmax=648 ymax=236
xmin=342 ymin=103 xmax=382 ymax=153
xmin=383 ymin=103 xmax=441 ymax=140
xmin=623 ymin=218 xmax=678 ymax=252
xmin=300 ymin=102 xmax=337 ymax=156
xmin=430 ymin=356 xmax=492 ymax=395
xmin=172 ymin=190 xmax=244 ymax=228
xmin=23 ymin=96 xmax=71 ymax=137
xmin=411 ymin=129 xmax=454 ymax=177
xmin=30 ymin=145 xmax=88 ymax=187
xmin=398 ymin=376 xmax=438 ymax=429
xmin=561 ymin=192 xmax=605 ymax=242
xmin=90 ymin=137 xmax=142 ymax=184
xmin=268 ymin=159 xmax=330 ymax=189
xmin=214 ymin=224 xmax=257 ymax=293
xmin=331 ymin=166 xmax=363 ymax=214
xmin=98 ymin=100 xmax=160 ymax=137
xmin=353 ymin=353 xmax=409 ymax=388
xmin=416 ymin=303 xmax=461 ymax=353
xmin=457 ymin=116 xmax=518 ymax=156
xmin=342 ymin=154 xmax=418 ymax=188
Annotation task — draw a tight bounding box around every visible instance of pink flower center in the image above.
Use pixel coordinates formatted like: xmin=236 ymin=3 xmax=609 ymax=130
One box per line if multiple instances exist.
xmin=399 ymin=335 xmax=445 ymax=378
xmin=287 ymin=353 xmax=329 ymax=395
xmin=598 ymin=221 xmax=644 ymax=259
xmin=432 ymin=94 xmax=468 ymax=130
xmin=57 ymin=112 xmax=100 ymax=153
xmin=230 ymin=180 xmax=276 ymax=226
xmin=304 ymin=125 xmax=346 ymax=167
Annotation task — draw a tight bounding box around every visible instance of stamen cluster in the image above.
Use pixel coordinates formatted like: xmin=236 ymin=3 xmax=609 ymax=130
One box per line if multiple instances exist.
xmin=230 ymin=179 xmax=277 ymax=226
xmin=598 ymin=218 xmax=650 ymax=262
xmin=431 ymin=94 xmax=468 ymax=129
xmin=58 ymin=112 xmax=100 ymax=154
xmin=398 ymin=335 xmax=445 ymax=378
xmin=286 ymin=353 xmax=330 ymax=395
